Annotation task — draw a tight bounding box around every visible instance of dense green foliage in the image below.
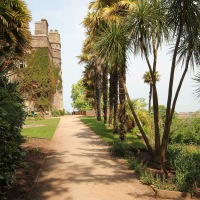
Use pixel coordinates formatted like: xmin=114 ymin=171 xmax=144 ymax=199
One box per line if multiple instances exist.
xmin=170 ymin=117 xmax=200 ymax=145
xmin=16 ymin=48 xmax=61 ymax=113
xmin=71 ymin=79 xmax=93 ymax=111
xmin=168 ymin=144 xmax=200 ymax=193
xmin=0 ymin=77 xmax=26 ymax=195
xmin=22 ymin=118 xmax=60 ymax=139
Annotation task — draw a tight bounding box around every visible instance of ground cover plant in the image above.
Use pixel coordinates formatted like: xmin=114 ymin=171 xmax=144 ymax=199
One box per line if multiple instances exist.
xmin=22 ymin=118 xmax=60 ymax=139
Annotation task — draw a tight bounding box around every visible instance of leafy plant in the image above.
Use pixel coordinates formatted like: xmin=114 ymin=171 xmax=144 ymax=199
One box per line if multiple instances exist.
xmin=170 ymin=118 xmax=200 ymax=145
xmin=109 ymin=140 xmax=128 ymax=158
xmin=168 ymin=144 xmax=200 ymax=193
xmin=127 ymin=158 xmax=145 ymax=175
xmin=0 ymin=76 xmax=26 ymax=196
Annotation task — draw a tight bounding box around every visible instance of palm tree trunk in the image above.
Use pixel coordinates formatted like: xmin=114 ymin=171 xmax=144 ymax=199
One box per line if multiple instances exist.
xmin=95 ymin=64 xmax=102 ymax=121
xmin=121 ymin=77 xmax=154 ymax=157
xmin=118 ymin=67 xmax=126 ymax=141
xmin=113 ymin=69 xmax=119 ymax=133
xmin=161 ymin=27 xmax=182 ymax=162
xmin=103 ymin=64 xmax=108 ymax=124
xmin=149 ymin=84 xmax=152 ymax=113
xmin=109 ymin=73 xmax=114 ymax=126
xmin=160 ymin=48 xmax=192 ymax=162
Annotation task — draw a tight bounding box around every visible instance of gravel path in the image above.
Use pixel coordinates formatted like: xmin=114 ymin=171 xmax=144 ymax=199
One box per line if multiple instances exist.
xmin=30 ymin=115 xmax=157 ymax=200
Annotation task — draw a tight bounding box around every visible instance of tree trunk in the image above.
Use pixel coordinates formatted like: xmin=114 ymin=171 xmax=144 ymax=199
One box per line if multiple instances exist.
xmin=121 ymin=77 xmax=154 ymax=157
xmin=118 ymin=68 xmax=126 ymax=141
xmin=103 ymin=64 xmax=108 ymax=124
xmin=109 ymin=73 xmax=114 ymax=126
xmin=113 ymin=69 xmax=119 ymax=133
xmin=95 ymin=64 xmax=102 ymax=121
xmin=149 ymin=84 xmax=152 ymax=113
xmin=161 ymin=27 xmax=182 ymax=162
xmin=160 ymin=48 xmax=192 ymax=162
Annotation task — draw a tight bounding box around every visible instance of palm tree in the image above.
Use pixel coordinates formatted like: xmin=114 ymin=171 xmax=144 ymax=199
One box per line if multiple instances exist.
xmin=126 ymin=0 xmax=200 ymax=163
xmin=193 ymin=71 xmax=200 ymax=101
xmin=121 ymin=0 xmax=167 ymax=157
xmin=143 ymin=71 xmax=160 ymax=113
xmin=82 ymin=0 xmax=124 ymax=124
xmin=92 ymin=20 xmax=131 ymax=140
xmin=160 ymin=0 xmax=200 ymax=163
xmin=0 ymin=0 xmax=31 ymax=58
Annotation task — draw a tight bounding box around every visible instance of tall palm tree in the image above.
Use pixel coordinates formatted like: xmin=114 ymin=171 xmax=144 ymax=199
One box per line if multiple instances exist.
xmin=82 ymin=0 xmax=123 ymax=123
xmin=160 ymin=0 xmax=200 ymax=163
xmin=93 ymin=21 xmax=131 ymax=140
xmin=143 ymin=71 xmax=160 ymax=113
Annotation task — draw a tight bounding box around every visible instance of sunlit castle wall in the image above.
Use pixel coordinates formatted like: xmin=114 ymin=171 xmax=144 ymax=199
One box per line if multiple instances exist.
xmin=30 ymin=19 xmax=63 ymax=111
xmin=48 ymin=29 xmax=63 ymax=111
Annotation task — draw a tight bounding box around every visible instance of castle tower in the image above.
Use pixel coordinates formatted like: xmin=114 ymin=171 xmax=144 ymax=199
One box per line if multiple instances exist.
xmin=48 ymin=29 xmax=63 ymax=111
xmin=49 ymin=29 xmax=61 ymax=66
xmin=30 ymin=19 xmax=63 ymax=112
xmin=34 ymin=19 xmax=48 ymax=36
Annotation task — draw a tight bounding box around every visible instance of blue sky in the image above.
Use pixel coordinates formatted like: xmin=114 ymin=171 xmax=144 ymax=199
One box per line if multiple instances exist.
xmin=25 ymin=0 xmax=199 ymax=113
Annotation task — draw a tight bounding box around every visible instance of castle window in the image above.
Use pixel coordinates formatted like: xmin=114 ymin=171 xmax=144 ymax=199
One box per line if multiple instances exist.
xmin=19 ymin=61 xmax=27 ymax=68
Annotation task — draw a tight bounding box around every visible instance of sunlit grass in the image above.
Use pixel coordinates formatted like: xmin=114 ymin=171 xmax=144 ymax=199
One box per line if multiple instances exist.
xmin=22 ymin=118 xmax=60 ymax=140
xmin=80 ymin=116 xmax=146 ymax=149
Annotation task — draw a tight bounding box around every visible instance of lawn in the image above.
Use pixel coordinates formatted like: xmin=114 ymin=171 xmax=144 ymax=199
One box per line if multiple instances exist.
xmin=22 ymin=118 xmax=60 ymax=139
xmin=80 ymin=116 xmax=146 ymax=149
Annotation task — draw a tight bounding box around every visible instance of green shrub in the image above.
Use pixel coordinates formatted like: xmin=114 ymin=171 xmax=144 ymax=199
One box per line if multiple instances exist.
xmin=168 ymin=144 xmax=200 ymax=193
xmin=140 ymin=171 xmax=155 ymax=185
xmin=0 ymin=77 xmax=26 ymax=197
xmin=109 ymin=140 xmax=129 ymax=158
xmin=127 ymin=158 xmax=145 ymax=175
xmin=170 ymin=118 xmax=200 ymax=145
xmin=51 ymin=107 xmax=61 ymax=117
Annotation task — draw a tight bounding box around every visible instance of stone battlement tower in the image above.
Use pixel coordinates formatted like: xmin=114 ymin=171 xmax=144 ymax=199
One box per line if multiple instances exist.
xmin=31 ymin=19 xmax=63 ymax=111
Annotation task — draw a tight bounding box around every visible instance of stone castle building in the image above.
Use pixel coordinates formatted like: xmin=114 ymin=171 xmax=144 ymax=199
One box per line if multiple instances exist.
xmin=30 ymin=19 xmax=63 ymax=111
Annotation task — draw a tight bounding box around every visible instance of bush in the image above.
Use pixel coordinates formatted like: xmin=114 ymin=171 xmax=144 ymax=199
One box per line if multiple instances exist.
xmin=109 ymin=140 xmax=129 ymax=158
xmin=170 ymin=118 xmax=200 ymax=145
xmin=51 ymin=108 xmax=65 ymax=117
xmin=168 ymin=144 xmax=200 ymax=193
xmin=0 ymin=78 xmax=26 ymax=197
xmin=127 ymin=157 xmax=145 ymax=175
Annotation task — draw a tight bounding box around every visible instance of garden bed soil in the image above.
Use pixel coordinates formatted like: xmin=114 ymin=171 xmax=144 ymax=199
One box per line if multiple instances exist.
xmin=6 ymin=138 xmax=52 ymax=200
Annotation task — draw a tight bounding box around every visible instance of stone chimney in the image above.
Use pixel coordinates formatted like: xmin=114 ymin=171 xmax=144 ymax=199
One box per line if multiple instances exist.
xmin=34 ymin=19 xmax=49 ymax=36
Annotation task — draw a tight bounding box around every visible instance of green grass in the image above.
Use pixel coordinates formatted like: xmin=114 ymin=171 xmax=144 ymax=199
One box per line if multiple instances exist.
xmin=22 ymin=118 xmax=60 ymax=139
xmin=80 ymin=116 xmax=146 ymax=149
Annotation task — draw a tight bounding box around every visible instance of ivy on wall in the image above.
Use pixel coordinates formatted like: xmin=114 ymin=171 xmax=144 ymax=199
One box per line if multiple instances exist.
xmin=16 ymin=48 xmax=61 ymax=112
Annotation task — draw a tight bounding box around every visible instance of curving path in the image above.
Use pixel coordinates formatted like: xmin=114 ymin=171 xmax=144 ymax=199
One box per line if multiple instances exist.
xmin=30 ymin=115 xmax=157 ymax=200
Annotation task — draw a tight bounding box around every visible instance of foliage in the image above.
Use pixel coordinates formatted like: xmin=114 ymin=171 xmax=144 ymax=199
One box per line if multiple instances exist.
xmin=0 ymin=76 xmax=26 ymax=196
xmin=0 ymin=0 xmax=31 ymax=57
xmin=127 ymin=157 xmax=145 ymax=176
xmin=170 ymin=117 xmax=200 ymax=145
xmin=82 ymin=0 xmax=200 ymax=163
xmin=22 ymin=118 xmax=60 ymax=140
xmin=168 ymin=144 xmax=200 ymax=193
xmin=51 ymin=107 xmax=65 ymax=117
xmin=71 ymin=79 xmax=93 ymax=111
xmin=16 ymin=48 xmax=60 ymax=113
xmin=109 ymin=140 xmax=128 ymax=158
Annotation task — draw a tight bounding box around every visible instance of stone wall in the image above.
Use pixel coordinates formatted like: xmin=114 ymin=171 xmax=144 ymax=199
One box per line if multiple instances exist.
xmin=30 ymin=19 xmax=63 ymax=111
